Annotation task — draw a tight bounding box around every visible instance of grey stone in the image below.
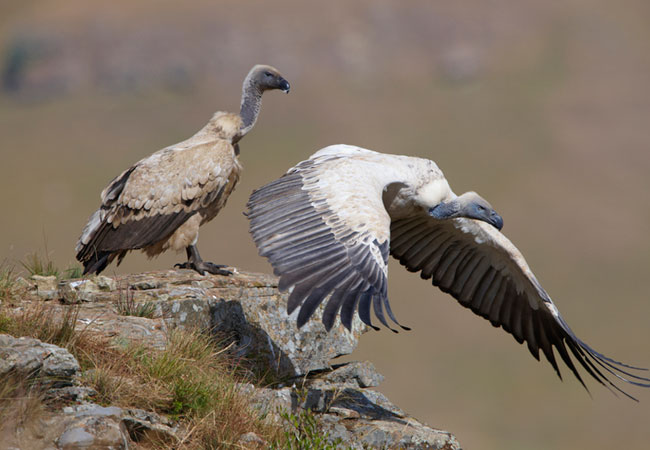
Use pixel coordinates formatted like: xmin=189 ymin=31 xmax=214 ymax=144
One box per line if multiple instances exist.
xmin=57 ymin=427 xmax=95 ymax=448
xmin=316 ymin=361 xmax=384 ymax=388
xmin=94 ymin=275 xmax=117 ymax=291
xmin=0 ymin=334 xmax=79 ymax=386
xmin=74 ymin=405 xmax=123 ymax=418
xmin=60 ymin=270 xmax=366 ymax=377
xmin=122 ymin=408 xmax=178 ymax=444
xmin=45 ymin=385 xmax=96 ymax=403
xmin=59 ymin=279 xmax=101 ymax=303
xmin=57 ymin=415 xmax=129 ymax=449
xmin=237 ymin=431 xmax=266 ymax=447
xmin=47 ymin=269 xmax=461 ymax=449
xmin=31 ymin=275 xmax=58 ymax=300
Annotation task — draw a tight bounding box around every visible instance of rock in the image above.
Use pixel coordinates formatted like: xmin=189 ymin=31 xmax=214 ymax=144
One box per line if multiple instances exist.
xmin=59 ymin=279 xmax=102 ymax=303
xmin=31 ymin=274 xmax=58 ymax=300
xmin=14 ymin=268 xmax=461 ymax=449
xmin=45 ymin=385 xmax=96 ymax=404
xmin=0 ymin=334 xmax=80 ymax=386
xmin=57 ymin=427 xmax=96 ymax=448
xmin=94 ymin=275 xmax=117 ymax=291
xmin=57 ymin=413 xmax=129 ymax=449
xmin=122 ymin=408 xmax=178 ymax=444
xmin=242 ymin=363 xmax=460 ymax=450
xmin=58 ymin=269 xmax=367 ymax=377
xmin=82 ymin=315 xmax=168 ymax=350
xmin=237 ymin=431 xmax=266 ymax=447
xmin=315 ymin=361 xmax=384 ymax=388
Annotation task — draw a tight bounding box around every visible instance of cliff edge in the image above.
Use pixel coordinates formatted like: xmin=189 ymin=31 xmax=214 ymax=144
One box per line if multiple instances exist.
xmin=1 ymin=269 xmax=461 ymax=449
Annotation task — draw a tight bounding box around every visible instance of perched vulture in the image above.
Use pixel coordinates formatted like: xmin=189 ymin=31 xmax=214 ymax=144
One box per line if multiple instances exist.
xmin=247 ymin=144 xmax=649 ymax=399
xmin=76 ymin=65 xmax=290 ymax=275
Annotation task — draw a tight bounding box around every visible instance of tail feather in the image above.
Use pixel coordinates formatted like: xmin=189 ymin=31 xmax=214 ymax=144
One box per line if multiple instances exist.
xmin=82 ymin=250 xmax=114 ymax=275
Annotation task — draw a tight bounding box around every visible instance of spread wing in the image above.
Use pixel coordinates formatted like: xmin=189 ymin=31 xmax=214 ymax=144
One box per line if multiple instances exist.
xmin=247 ymin=155 xmax=408 ymax=332
xmin=76 ymin=137 xmax=239 ymax=273
xmin=390 ymin=213 xmax=650 ymax=399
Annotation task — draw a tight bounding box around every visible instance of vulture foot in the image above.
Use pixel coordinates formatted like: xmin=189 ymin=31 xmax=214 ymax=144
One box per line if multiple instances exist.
xmin=174 ymin=261 xmax=232 ymax=276
xmin=174 ymin=244 xmax=233 ymax=276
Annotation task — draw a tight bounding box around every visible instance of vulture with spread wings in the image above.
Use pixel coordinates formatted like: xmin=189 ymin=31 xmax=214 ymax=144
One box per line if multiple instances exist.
xmin=247 ymin=144 xmax=649 ymax=399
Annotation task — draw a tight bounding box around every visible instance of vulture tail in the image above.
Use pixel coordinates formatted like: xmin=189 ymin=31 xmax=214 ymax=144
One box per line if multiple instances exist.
xmin=82 ymin=251 xmax=113 ymax=275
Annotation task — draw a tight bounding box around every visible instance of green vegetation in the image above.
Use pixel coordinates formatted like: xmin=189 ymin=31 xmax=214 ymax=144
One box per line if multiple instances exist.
xmin=63 ymin=264 xmax=83 ymax=280
xmin=0 ymin=251 xmax=342 ymax=448
xmin=20 ymin=251 xmax=59 ymax=278
xmin=0 ymin=264 xmax=17 ymax=304
xmin=272 ymin=408 xmax=345 ymax=450
xmin=115 ymin=287 xmax=156 ymax=318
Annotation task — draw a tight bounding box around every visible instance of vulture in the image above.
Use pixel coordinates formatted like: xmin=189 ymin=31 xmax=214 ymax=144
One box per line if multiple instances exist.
xmin=247 ymin=144 xmax=650 ymax=399
xmin=76 ymin=64 xmax=290 ymax=275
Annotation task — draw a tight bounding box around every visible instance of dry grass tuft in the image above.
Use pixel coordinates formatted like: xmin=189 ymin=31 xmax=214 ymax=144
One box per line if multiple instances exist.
xmin=0 ymin=301 xmax=80 ymax=350
xmin=20 ymin=251 xmax=59 ymax=278
xmin=0 ymin=262 xmax=22 ymax=306
xmin=76 ymin=328 xmax=284 ymax=448
xmin=0 ymin=280 xmax=296 ymax=448
xmin=115 ymin=286 xmax=157 ymax=318
xmin=0 ymin=374 xmax=49 ymax=447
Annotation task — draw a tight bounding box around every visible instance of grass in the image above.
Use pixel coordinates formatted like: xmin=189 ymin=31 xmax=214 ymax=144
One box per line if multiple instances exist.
xmin=0 ymin=256 xmax=341 ymax=449
xmin=0 ymin=301 xmax=79 ymax=349
xmin=0 ymin=298 xmax=285 ymax=447
xmin=0 ymin=263 xmax=18 ymax=304
xmin=20 ymin=251 xmax=59 ymax=278
xmin=115 ymin=286 xmax=157 ymax=318
xmin=0 ymin=373 xmax=48 ymax=448
xmin=78 ymin=328 xmax=286 ymax=448
xmin=272 ymin=408 xmax=345 ymax=450
xmin=63 ymin=264 xmax=83 ymax=280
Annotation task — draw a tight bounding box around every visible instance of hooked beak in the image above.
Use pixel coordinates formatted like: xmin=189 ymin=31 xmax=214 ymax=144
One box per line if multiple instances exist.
xmin=279 ymin=78 xmax=290 ymax=93
xmin=489 ymin=211 xmax=504 ymax=231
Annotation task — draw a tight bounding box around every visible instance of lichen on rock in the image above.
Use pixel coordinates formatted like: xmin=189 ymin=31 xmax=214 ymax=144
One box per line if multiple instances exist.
xmin=6 ymin=268 xmax=462 ymax=449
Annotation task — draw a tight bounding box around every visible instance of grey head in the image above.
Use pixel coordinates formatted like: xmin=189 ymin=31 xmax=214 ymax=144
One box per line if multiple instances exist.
xmin=239 ymin=64 xmax=290 ymax=138
xmin=429 ymin=191 xmax=504 ymax=230
xmin=245 ymin=64 xmax=290 ymax=94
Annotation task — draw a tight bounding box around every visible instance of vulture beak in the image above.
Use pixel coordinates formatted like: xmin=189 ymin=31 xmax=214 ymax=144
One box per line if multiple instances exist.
xmin=489 ymin=211 xmax=504 ymax=231
xmin=279 ymin=78 xmax=290 ymax=94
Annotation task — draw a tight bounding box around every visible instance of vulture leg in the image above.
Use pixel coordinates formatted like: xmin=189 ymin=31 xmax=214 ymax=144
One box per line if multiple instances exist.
xmin=175 ymin=245 xmax=232 ymax=276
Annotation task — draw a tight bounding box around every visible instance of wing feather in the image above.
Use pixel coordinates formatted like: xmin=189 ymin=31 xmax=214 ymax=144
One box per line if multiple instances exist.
xmin=247 ymin=156 xmax=397 ymax=331
xmin=390 ymin=215 xmax=650 ymax=399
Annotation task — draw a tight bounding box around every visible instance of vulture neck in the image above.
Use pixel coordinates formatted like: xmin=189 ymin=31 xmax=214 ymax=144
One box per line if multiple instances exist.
xmin=239 ymin=81 xmax=264 ymax=138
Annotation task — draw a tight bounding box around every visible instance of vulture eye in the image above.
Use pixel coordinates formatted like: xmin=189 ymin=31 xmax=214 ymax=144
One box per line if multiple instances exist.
xmin=264 ymin=71 xmax=273 ymax=77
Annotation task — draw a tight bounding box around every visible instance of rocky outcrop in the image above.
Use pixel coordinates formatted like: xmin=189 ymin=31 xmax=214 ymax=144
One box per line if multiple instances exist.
xmin=5 ymin=269 xmax=461 ymax=449
xmin=57 ymin=269 xmax=367 ymax=378
xmin=0 ymin=334 xmax=80 ymax=384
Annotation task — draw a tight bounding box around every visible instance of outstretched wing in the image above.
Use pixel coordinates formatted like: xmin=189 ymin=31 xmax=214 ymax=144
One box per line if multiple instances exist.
xmin=390 ymin=213 xmax=650 ymax=399
xmin=247 ymin=154 xmax=408 ymax=331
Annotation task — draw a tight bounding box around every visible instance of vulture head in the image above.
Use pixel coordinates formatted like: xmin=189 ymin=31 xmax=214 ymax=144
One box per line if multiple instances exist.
xmin=429 ymin=191 xmax=504 ymax=230
xmin=247 ymin=64 xmax=291 ymax=93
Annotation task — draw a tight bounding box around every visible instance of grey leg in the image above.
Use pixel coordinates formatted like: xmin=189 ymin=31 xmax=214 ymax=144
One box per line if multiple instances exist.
xmin=174 ymin=245 xmax=232 ymax=276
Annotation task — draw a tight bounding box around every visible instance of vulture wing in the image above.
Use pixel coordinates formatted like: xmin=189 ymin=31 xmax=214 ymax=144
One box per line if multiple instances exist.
xmin=390 ymin=213 xmax=650 ymax=399
xmin=247 ymin=153 xmax=408 ymax=332
xmin=76 ymin=137 xmax=239 ymax=273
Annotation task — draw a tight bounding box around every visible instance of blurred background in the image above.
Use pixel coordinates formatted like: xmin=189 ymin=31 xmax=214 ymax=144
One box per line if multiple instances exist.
xmin=1 ymin=0 xmax=649 ymax=448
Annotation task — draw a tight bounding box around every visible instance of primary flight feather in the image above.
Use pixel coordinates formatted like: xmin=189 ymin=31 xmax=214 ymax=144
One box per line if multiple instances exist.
xmin=247 ymin=144 xmax=650 ymax=399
